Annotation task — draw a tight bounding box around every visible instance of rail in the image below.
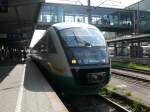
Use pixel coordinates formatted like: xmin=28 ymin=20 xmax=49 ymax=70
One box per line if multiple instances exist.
xmin=111 ymin=69 xmax=150 ymax=82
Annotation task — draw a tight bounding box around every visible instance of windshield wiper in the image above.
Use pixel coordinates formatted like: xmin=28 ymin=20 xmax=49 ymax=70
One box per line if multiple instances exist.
xmin=77 ymin=37 xmax=93 ymax=47
xmin=72 ymin=32 xmax=93 ymax=47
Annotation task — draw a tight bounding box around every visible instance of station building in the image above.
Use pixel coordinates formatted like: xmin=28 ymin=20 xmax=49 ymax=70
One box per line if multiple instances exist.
xmin=0 ymin=0 xmax=150 ymax=60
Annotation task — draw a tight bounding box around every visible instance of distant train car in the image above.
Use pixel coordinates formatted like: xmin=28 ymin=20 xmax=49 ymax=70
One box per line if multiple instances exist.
xmin=30 ymin=22 xmax=111 ymax=95
xmin=142 ymin=46 xmax=150 ymax=58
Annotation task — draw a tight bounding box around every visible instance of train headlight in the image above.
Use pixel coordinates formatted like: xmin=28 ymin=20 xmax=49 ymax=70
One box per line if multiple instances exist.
xmin=71 ymin=59 xmax=77 ymax=64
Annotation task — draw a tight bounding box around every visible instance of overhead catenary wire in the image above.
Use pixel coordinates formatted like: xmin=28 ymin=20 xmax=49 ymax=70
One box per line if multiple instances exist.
xmin=95 ymin=0 xmax=122 ymax=8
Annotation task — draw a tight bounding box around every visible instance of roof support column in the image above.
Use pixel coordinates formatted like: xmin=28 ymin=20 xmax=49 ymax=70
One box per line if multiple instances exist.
xmin=137 ymin=41 xmax=143 ymax=58
xmin=130 ymin=41 xmax=133 ymax=58
xmin=114 ymin=42 xmax=117 ymax=56
xmin=14 ymin=6 xmax=22 ymax=32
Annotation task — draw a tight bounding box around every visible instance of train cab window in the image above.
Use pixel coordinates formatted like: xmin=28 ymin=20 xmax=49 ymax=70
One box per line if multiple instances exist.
xmin=59 ymin=27 xmax=106 ymax=47
xmin=48 ymin=35 xmax=57 ymax=53
xmin=39 ymin=36 xmax=47 ymax=53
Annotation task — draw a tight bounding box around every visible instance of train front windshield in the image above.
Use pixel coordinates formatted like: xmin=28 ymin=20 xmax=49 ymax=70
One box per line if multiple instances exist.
xmin=59 ymin=27 xmax=109 ymax=65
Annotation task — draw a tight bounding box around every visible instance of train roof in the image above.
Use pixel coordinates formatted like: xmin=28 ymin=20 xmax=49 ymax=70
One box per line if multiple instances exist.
xmin=52 ymin=22 xmax=98 ymax=30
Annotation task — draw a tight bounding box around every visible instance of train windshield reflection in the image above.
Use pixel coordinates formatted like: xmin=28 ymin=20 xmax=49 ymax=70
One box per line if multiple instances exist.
xmin=59 ymin=27 xmax=106 ymax=47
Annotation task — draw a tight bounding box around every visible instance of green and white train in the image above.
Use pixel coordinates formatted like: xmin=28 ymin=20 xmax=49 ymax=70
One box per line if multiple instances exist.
xmin=30 ymin=22 xmax=111 ymax=95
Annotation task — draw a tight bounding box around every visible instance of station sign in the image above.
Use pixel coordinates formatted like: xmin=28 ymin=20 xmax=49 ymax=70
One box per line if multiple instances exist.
xmin=7 ymin=33 xmax=23 ymax=40
xmin=8 ymin=33 xmax=32 ymax=40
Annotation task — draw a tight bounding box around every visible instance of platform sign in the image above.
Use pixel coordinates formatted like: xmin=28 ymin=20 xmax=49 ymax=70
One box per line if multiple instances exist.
xmin=7 ymin=33 xmax=23 ymax=41
xmin=0 ymin=0 xmax=8 ymax=12
xmin=6 ymin=33 xmax=32 ymax=41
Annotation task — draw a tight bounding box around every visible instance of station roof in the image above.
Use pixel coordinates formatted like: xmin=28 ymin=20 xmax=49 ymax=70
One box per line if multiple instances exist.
xmin=107 ymin=34 xmax=150 ymax=43
xmin=0 ymin=0 xmax=44 ymax=33
xmin=0 ymin=0 xmax=148 ymax=49
xmin=0 ymin=0 xmax=45 ymax=49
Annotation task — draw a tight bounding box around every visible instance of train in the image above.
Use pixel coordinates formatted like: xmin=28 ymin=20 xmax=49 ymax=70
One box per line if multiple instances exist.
xmin=30 ymin=22 xmax=111 ymax=95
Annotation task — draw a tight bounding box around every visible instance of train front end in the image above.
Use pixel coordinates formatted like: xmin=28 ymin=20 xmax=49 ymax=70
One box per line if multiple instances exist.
xmin=55 ymin=23 xmax=111 ymax=95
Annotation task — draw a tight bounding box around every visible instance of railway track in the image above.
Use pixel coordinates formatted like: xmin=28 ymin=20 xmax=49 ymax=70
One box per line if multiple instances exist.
xmin=98 ymin=95 xmax=131 ymax=112
xmin=65 ymin=94 xmax=130 ymax=112
xmin=64 ymin=92 xmax=150 ymax=112
xmin=111 ymin=69 xmax=150 ymax=89
xmin=101 ymin=88 xmax=150 ymax=112
xmin=62 ymin=67 xmax=150 ymax=112
xmin=112 ymin=66 xmax=150 ymax=75
xmin=58 ymin=68 xmax=150 ymax=112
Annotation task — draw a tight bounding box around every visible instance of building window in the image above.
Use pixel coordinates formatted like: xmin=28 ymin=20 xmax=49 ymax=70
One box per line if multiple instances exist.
xmin=38 ymin=5 xmax=58 ymax=23
xmin=65 ymin=15 xmax=74 ymax=22
xmin=75 ymin=16 xmax=84 ymax=22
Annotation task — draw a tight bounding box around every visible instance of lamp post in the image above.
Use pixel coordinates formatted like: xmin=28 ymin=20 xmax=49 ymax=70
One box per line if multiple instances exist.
xmin=87 ymin=0 xmax=91 ymax=24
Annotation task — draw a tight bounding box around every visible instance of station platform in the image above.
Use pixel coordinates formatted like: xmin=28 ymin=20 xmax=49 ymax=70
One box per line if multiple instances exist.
xmin=111 ymin=69 xmax=150 ymax=81
xmin=0 ymin=60 xmax=68 ymax=112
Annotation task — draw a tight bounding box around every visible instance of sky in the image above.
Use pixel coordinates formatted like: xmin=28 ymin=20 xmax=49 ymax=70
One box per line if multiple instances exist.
xmin=45 ymin=0 xmax=142 ymax=8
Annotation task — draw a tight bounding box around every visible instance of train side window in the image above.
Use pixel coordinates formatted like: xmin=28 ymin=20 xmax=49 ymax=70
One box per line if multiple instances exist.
xmin=39 ymin=36 xmax=47 ymax=53
xmin=48 ymin=35 xmax=57 ymax=53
